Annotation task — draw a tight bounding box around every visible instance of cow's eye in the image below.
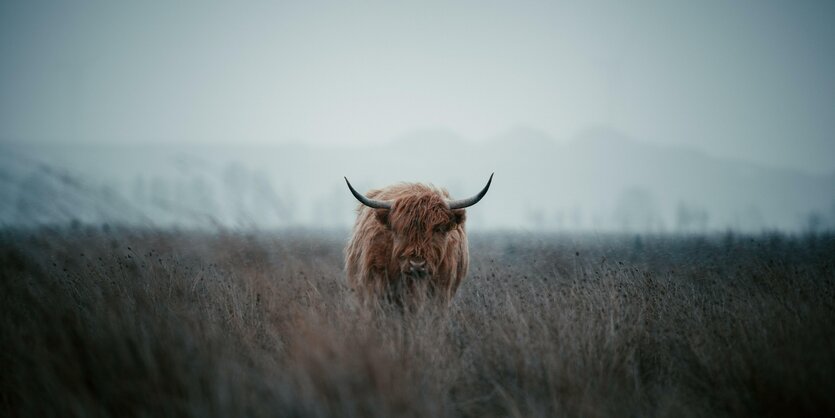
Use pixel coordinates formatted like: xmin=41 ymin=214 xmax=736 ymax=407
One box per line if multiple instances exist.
xmin=434 ymin=225 xmax=446 ymax=234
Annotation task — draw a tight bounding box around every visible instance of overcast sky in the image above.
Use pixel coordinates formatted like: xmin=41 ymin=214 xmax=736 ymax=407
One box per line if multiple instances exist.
xmin=1 ymin=0 xmax=833 ymax=174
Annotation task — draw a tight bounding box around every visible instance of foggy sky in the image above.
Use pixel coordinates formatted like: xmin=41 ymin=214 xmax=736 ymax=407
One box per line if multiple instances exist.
xmin=2 ymin=0 xmax=834 ymax=174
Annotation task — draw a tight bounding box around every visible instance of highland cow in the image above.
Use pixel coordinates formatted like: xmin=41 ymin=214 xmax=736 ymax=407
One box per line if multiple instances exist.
xmin=344 ymin=174 xmax=492 ymax=307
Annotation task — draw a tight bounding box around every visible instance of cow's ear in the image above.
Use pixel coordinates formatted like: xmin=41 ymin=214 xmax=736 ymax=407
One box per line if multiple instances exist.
xmin=450 ymin=209 xmax=466 ymax=227
xmin=374 ymin=209 xmax=390 ymax=228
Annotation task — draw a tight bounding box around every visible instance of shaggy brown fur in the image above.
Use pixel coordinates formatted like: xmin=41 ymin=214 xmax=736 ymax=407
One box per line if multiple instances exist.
xmin=345 ymin=183 xmax=469 ymax=306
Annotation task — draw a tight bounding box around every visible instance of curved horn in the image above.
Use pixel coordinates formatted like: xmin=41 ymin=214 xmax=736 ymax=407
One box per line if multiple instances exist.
xmin=448 ymin=173 xmax=493 ymax=210
xmin=344 ymin=177 xmax=393 ymax=209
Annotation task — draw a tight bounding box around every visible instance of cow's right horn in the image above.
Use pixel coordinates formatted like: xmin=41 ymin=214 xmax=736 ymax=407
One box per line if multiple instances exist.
xmin=345 ymin=177 xmax=393 ymax=209
xmin=448 ymin=173 xmax=493 ymax=209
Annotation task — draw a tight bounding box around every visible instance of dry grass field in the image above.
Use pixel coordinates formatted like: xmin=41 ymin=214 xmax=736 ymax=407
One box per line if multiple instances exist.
xmin=1 ymin=227 xmax=833 ymax=417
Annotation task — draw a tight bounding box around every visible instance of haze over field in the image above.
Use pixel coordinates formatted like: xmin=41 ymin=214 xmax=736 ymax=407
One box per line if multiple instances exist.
xmin=1 ymin=1 xmax=834 ymax=232
xmin=2 ymin=128 xmax=833 ymax=232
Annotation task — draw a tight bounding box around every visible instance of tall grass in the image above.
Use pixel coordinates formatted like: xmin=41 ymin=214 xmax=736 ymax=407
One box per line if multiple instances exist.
xmin=1 ymin=228 xmax=833 ymax=417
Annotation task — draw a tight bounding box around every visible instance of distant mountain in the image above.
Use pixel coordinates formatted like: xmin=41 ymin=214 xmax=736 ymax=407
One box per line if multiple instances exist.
xmin=1 ymin=128 xmax=833 ymax=232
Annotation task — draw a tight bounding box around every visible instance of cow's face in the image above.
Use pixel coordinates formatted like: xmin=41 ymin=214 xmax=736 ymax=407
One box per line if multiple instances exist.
xmin=375 ymin=192 xmax=465 ymax=278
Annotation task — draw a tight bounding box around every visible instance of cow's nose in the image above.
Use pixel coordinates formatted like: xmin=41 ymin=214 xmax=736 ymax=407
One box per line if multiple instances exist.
xmin=409 ymin=259 xmax=427 ymax=275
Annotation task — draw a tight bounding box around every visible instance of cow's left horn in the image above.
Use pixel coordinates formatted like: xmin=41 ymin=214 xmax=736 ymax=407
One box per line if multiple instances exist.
xmin=448 ymin=173 xmax=493 ymax=209
xmin=345 ymin=177 xmax=393 ymax=209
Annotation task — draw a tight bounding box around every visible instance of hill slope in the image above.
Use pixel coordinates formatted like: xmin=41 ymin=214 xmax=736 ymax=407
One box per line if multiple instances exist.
xmin=1 ymin=129 xmax=833 ymax=231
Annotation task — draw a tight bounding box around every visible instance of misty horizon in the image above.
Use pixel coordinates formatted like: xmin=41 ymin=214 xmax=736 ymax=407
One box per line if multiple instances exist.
xmin=2 ymin=1 xmax=834 ymax=233
xmin=7 ymin=124 xmax=835 ymax=177
xmin=2 ymin=126 xmax=833 ymax=233
xmin=3 ymin=1 xmax=835 ymax=174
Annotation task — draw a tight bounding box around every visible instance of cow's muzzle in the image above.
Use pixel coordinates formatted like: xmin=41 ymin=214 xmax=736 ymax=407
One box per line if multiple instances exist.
xmin=408 ymin=259 xmax=428 ymax=278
